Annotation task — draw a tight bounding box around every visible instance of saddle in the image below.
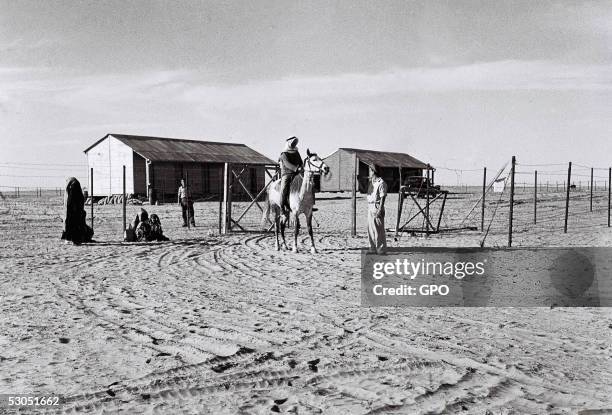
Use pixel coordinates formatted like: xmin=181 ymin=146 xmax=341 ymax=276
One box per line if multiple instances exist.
xmin=274 ymin=174 xmax=317 ymax=212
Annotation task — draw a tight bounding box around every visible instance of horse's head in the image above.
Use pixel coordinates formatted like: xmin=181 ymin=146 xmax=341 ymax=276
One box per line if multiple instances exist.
xmin=304 ymin=149 xmax=330 ymax=176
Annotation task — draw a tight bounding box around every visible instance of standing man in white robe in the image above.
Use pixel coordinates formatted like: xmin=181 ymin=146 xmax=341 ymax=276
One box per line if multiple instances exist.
xmin=367 ymin=164 xmax=387 ymax=254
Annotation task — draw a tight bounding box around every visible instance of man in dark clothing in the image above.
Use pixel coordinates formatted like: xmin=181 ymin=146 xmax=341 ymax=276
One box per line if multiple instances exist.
xmin=177 ymin=178 xmax=195 ymax=227
xmin=279 ymin=136 xmax=303 ymax=214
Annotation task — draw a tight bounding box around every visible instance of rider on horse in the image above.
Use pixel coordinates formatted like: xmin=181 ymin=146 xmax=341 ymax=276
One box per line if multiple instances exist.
xmin=279 ymin=136 xmax=303 ymax=215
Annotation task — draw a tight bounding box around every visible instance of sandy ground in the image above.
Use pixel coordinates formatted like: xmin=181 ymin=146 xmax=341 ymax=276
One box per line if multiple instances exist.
xmin=0 ymin=191 xmax=611 ymax=414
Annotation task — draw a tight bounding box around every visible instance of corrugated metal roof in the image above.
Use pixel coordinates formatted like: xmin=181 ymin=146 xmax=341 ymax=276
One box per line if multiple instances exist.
xmin=84 ymin=134 xmax=275 ymax=165
xmin=337 ymin=148 xmax=430 ymax=169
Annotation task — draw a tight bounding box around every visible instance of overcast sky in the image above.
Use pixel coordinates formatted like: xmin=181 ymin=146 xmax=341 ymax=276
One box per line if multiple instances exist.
xmin=1 ymin=0 xmax=611 ymax=186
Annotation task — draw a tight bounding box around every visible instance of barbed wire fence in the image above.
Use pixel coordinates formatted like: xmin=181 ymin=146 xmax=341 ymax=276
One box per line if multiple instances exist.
xmin=2 ymin=157 xmax=611 ymax=245
xmin=393 ymin=158 xmax=611 ymax=247
xmin=475 ymin=160 xmax=608 ymax=246
xmin=0 ymin=162 xmax=226 ymax=241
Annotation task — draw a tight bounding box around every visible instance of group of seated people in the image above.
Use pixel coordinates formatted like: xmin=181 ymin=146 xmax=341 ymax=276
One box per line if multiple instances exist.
xmin=125 ymin=209 xmax=169 ymax=242
xmin=61 ymin=177 xmax=169 ymax=244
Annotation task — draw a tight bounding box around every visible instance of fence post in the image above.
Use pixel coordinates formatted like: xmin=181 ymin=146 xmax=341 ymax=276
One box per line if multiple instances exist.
xmin=186 ymin=170 xmax=190 ymax=229
xmin=608 ymin=167 xmax=612 ymax=228
xmin=90 ymin=168 xmax=94 ymax=232
xmin=481 ymin=167 xmax=486 ymax=231
xmin=122 ymin=165 xmax=126 ymax=237
xmin=564 ymin=162 xmax=572 ymax=233
xmin=426 ymin=164 xmax=430 ymax=234
xmin=351 ymin=154 xmax=357 ymax=236
xmin=228 ymin=166 xmax=233 ymax=231
xmin=395 ymin=166 xmax=403 ymax=234
xmin=590 ymin=167 xmax=593 ymax=212
xmin=218 ymin=195 xmax=223 ymax=235
xmin=508 ymin=156 xmax=516 ymax=247
xmin=534 ymin=170 xmax=537 ymax=224
xmin=222 ymin=163 xmax=231 ymax=234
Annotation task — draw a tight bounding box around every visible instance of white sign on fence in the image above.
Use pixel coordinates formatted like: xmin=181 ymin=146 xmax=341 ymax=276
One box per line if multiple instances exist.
xmin=493 ymin=179 xmax=505 ymax=193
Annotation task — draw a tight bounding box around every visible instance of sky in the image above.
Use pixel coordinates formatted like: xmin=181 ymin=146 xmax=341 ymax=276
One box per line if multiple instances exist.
xmin=1 ymin=0 xmax=611 ymax=187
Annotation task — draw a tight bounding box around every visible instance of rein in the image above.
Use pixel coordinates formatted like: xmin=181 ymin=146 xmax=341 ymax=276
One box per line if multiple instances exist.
xmin=303 ymin=156 xmax=326 ymax=175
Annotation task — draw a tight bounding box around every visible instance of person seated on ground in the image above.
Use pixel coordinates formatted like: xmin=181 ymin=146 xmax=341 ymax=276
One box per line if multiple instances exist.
xmin=149 ymin=214 xmax=169 ymax=241
xmin=134 ymin=209 xmax=169 ymax=242
xmin=132 ymin=213 xmax=140 ymax=229
xmin=135 ymin=209 xmax=151 ymax=241
xmin=61 ymin=177 xmax=94 ymax=245
xmin=124 ymin=213 xmax=140 ymax=242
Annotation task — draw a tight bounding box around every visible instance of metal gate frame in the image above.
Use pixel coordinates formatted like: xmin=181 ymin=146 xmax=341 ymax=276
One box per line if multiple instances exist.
xmin=221 ymin=162 xmax=279 ymax=234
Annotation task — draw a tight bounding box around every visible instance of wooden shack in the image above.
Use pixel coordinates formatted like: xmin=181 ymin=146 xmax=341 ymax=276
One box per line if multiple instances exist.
xmin=320 ymin=148 xmax=431 ymax=193
xmin=83 ymin=134 xmax=276 ymax=200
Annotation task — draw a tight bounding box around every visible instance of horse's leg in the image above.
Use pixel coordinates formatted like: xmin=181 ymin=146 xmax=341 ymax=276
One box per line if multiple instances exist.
xmin=280 ymin=213 xmax=289 ymax=250
xmin=274 ymin=209 xmax=280 ymax=251
xmin=293 ymin=216 xmax=300 ymax=253
xmin=306 ymin=213 xmax=317 ymax=254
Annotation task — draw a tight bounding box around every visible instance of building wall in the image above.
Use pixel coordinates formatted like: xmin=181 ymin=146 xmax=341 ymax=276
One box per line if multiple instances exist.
xmin=86 ymin=137 xmax=271 ymax=199
xmin=380 ymin=167 xmax=423 ymax=193
xmin=320 ymin=150 xmax=357 ymax=192
xmin=207 ymin=163 xmax=223 ymax=195
xmin=224 ymin=164 xmax=267 ymax=201
xmin=149 ymin=162 xmax=268 ymax=201
xmin=133 ymin=153 xmax=147 ymax=195
xmin=148 ymin=161 xmax=178 ymax=199
xmin=320 ymin=149 xmax=426 ymax=193
xmin=339 ymin=150 xmax=357 ymax=192
xmin=86 ymin=136 xmax=134 ymax=196
xmin=357 ymin=160 xmax=371 ymax=193
xmin=320 ymin=150 xmax=340 ymax=192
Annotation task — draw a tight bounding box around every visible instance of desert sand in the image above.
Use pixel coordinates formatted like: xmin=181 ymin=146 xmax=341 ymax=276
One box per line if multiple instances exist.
xmin=0 ymin=190 xmax=611 ymax=414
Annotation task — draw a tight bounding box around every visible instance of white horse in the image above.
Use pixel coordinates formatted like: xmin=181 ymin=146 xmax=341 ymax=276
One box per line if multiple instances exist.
xmin=263 ymin=149 xmax=330 ymax=253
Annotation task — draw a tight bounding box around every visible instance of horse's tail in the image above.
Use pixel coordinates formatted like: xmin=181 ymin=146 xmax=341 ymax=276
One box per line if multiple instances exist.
xmin=261 ymin=191 xmax=271 ymax=230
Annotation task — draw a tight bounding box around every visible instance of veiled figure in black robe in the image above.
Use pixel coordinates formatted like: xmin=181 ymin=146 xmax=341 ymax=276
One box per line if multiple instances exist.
xmin=61 ymin=177 xmax=94 ymax=244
